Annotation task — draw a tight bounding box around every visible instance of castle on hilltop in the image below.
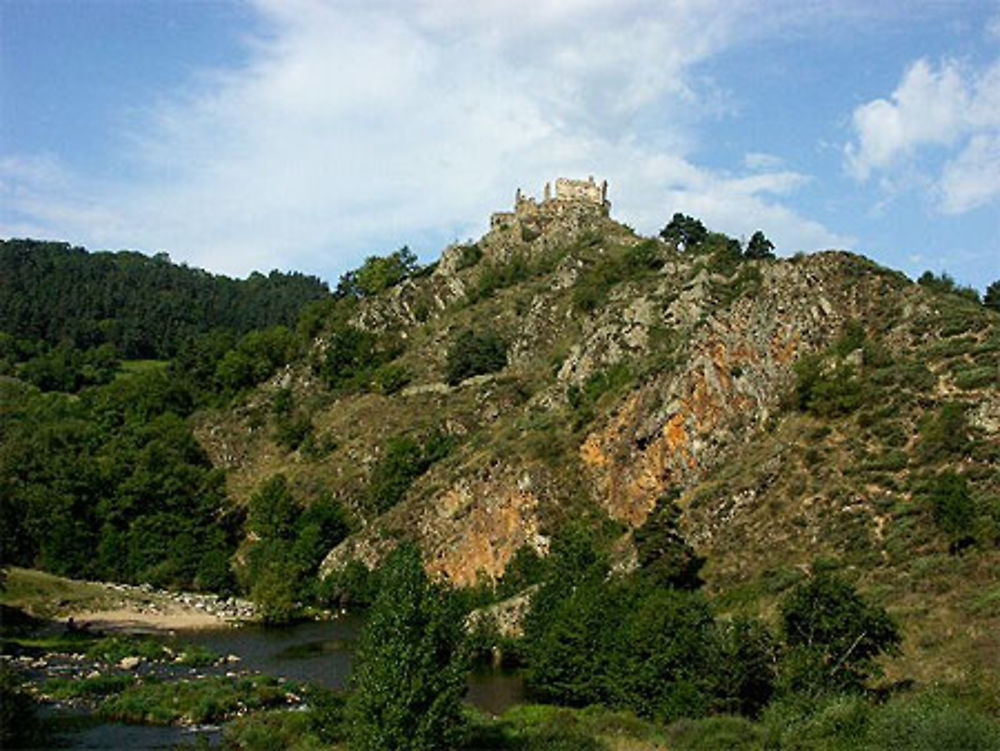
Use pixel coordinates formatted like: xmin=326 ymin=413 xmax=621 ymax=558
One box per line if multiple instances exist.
xmin=490 ymin=176 xmax=610 ymax=230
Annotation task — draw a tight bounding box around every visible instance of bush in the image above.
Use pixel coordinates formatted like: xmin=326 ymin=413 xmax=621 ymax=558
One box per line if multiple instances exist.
xmin=794 ymin=355 xmax=862 ymax=417
xmin=863 ymin=690 xmax=1000 ymax=751
xmin=918 ymin=403 xmax=969 ymax=461
xmin=668 ymin=714 xmax=764 ymax=751
xmin=274 ymin=414 xmax=313 ymax=451
xmin=445 ymin=330 xmax=507 ymax=385
xmin=317 ymin=326 xmax=384 ymax=390
xmin=455 ymin=243 xmax=483 ymax=271
xmin=0 ymin=665 xmax=38 ymax=748
xmin=373 ymin=362 xmax=411 ymax=395
xmin=920 ymin=471 xmax=976 ymax=549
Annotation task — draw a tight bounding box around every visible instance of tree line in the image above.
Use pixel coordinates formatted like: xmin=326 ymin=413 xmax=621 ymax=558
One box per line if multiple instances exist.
xmin=0 ymin=239 xmax=330 ymax=376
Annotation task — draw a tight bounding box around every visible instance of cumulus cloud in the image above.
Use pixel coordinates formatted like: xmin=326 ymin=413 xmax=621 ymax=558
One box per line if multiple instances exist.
xmin=1 ymin=0 xmax=852 ymax=277
xmin=845 ymin=57 xmax=1000 ymax=213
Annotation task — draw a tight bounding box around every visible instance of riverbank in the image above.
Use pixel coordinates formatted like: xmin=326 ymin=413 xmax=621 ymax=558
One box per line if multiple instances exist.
xmin=1 ymin=567 xmax=255 ymax=633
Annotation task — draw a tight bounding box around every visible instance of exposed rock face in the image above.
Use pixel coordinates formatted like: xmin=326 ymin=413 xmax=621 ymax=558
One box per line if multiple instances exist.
xmin=580 ymin=253 xmax=898 ymax=526
xmin=310 ymin=250 xmax=923 ymax=585
xmin=419 ymin=468 xmax=548 ymax=587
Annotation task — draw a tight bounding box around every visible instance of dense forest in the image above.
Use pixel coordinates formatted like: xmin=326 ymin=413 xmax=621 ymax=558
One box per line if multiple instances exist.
xmin=0 ymin=241 xmax=422 ymax=599
xmin=0 ymin=239 xmax=331 ymax=389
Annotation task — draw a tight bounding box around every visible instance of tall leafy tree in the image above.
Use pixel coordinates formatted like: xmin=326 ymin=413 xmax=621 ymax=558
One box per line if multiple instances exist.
xmin=633 ymin=492 xmax=704 ymax=590
xmin=347 ymin=544 xmax=468 ymax=751
xmin=779 ymin=574 xmax=900 ymax=696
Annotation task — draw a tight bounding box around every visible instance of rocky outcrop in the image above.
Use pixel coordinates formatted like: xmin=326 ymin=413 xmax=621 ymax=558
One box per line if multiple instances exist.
xmin=580 ymin=253 xmax=900 ymax=526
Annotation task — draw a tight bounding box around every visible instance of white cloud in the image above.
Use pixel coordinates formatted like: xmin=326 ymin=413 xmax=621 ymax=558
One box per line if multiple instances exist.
xmin=845 ymin=57 xmax=1000 ymax=212
xmin=1 ymin=0 xmax=853 ymax=277
xmin=744 ymin=152 xmax=785 ymax=171
xmin=988 ymin=9 xmax=1000 ymax=39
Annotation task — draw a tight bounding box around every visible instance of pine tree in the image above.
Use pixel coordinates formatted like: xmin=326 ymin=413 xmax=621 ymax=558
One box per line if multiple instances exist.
xmin=744 ymin=230 xmax=775 ymax=259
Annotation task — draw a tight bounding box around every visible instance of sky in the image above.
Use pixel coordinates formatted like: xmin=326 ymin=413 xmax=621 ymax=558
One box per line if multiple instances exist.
xmin=1 ymin=0 xmax=998 ymax=290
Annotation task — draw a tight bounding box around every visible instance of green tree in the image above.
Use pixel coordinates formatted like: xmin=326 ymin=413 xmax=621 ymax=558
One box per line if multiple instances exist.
xmin=366 ymin=430 xmax=456 ymax=514
xmin=632 ymin=492 xmax=705 ymax=589
xmin=347 ymin=544 xmax=468 ymax=751
xmin=337 ymin=247 xmax=419 ymax=298
xmin=745 ymin=230 xmax=775 ymax=260
xmin=445 ymin=330 xmax=507 ymax=385
xmin=249 ymin=543 xmax=300 ymax=624
xmin=611 ymin=588 xmax=717 ymax=721
xmin=779 ymin=574 xmax=900 ymax=697
xmin=985 ymin=279 xmax=1000 ymax=311
xmin=710 ymin=617 xmax=778 ymax=717
xmin=247 ymin=474 xmax=298 ymax=541
xmin=659 ymin=213 xmax=708 ymax=251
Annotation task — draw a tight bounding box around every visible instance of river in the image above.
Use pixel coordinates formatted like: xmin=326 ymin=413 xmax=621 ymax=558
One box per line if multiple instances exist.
xmin=54 ymin=615 xmax=524 ymax=749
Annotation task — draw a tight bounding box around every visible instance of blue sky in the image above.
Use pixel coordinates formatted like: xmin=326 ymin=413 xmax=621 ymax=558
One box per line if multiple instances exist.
xmin=1 ymin=1 xmax=998 ymax=290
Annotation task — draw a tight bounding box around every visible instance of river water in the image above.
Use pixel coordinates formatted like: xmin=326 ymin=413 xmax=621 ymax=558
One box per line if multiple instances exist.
xmin=180 ymin=615 xmax=524 ymax=715
xmin=54 ymin=615 xmax=524 ymax=749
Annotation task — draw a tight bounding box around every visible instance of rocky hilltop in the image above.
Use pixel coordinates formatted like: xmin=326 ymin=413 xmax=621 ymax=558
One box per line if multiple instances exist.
xmin=195 ymin=179 xmax=999 ymax=684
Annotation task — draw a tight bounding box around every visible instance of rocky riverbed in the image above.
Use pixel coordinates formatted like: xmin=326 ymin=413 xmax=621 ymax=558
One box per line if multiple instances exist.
xmin=99 ymin=581 xmax=256 ymax=622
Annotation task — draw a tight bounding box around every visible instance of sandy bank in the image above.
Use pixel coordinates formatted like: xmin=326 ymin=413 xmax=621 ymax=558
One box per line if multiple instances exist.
xmin=62 ymin=607 xmax=231 ymax=633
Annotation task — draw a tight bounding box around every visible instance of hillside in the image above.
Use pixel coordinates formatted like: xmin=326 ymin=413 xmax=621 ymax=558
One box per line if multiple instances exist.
xmin=192 ymin=180 xmax=1000 ymax=690
xmin=0 ymin=238 xmax=330 ymax=362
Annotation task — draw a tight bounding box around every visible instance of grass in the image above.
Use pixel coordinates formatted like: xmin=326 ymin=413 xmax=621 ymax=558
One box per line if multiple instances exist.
xmin=0 ymin=567 xmax=116 ymax=619
xmin=100 ymin=674 xmax=295 ymax=725
xmin=117 ymin=359 xmax=168 ymax=378
xmin=463 ymin=689 xmax=1000 ymax=750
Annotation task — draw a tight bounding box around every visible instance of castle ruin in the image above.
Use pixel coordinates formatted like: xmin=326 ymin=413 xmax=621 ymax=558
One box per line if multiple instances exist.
xmin=490 ymin=176 xmax=610 ymax=231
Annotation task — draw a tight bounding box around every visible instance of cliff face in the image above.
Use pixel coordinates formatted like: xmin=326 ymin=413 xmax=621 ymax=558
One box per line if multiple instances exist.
xmin=580 ymin=253 xmax=902 ymax=527
xmin=195 ymin=192 xmax=1000 ymax=684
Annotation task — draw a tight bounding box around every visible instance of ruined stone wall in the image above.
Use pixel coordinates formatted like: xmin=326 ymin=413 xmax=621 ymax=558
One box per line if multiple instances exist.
xmin=554 ymin=176 xmax=606 ymax=205
xmin=489 ymin=177 xmax=610 ymax=229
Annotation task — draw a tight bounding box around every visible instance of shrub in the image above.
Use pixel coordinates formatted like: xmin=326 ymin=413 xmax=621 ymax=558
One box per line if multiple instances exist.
xmin=917 ymin=270 xmax=980 ymax=303
xmin=918 ymin=402 xmax=969 ymax=461
xmin=794 ymin=355 xmax=862 ymax=417
xmin=863 ymin=690 xmax=1000 ymax=751
xmin=317 ymin=326 xmax=379 ymax=390
xmin=668 ymin=715 xmax=764 ymax=751
xmin=373 ymin=362 xmax=411 ymax=395
xmin=445 ymin=330 xmax=507 ymax=385
xmin=0 ymin=665 xmax=37 ymax=748
xmin=623 ymin=238 xmax=662 ymax=271
xmin=920 ymin=471 xmax=976 ymax=549
xmin=274 ymin=414 xmax=313 ymax=451
xmin=455 ymin=243 xmax=483 ymax=271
